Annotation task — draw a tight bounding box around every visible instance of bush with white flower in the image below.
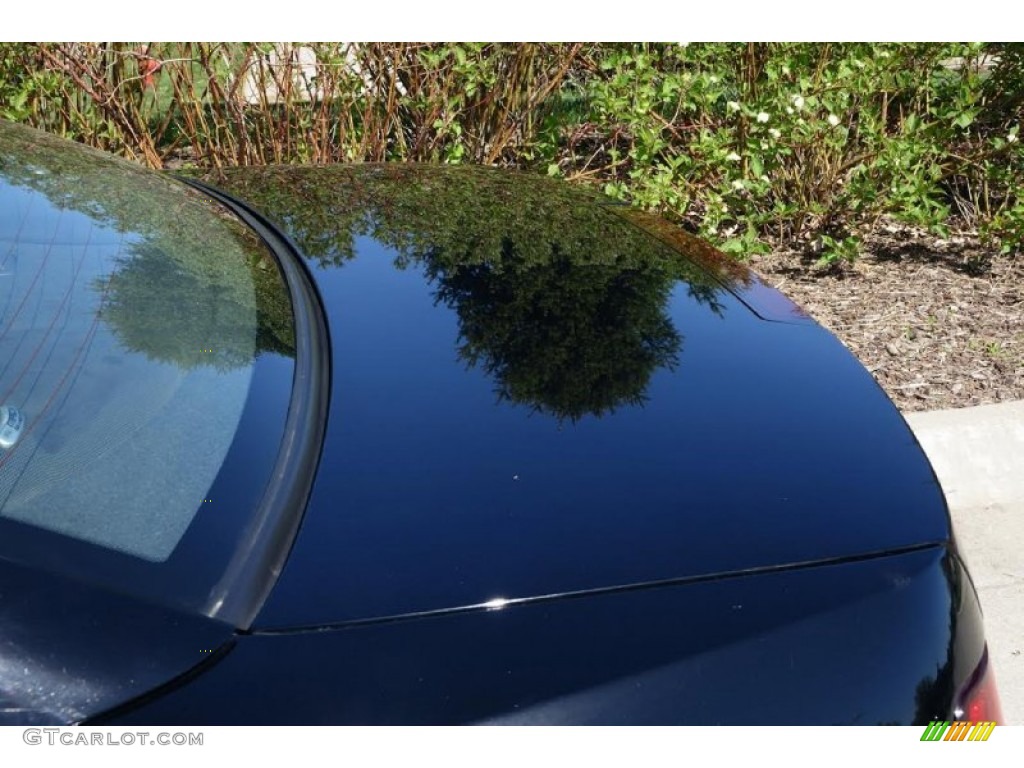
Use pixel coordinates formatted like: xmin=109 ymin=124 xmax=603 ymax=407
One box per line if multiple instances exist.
xmin=6 ymin=41 xmax=1018 ymax=263
xmin=564 ymin=42 xmax=1024 ymax=261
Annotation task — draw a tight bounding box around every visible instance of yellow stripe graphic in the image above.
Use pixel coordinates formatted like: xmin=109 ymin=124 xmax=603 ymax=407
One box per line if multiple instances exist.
xmin=961 ymin=721 xmax=997 ymax=741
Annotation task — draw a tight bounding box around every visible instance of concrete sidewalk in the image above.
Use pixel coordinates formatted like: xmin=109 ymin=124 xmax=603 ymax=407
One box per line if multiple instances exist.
xmin=905 ymin=401 xmax=1024 ymax=725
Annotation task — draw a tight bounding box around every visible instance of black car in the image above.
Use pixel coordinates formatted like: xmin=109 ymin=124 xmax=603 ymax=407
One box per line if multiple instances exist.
xmin=0 ymin=121 xmax=1003 ymax=725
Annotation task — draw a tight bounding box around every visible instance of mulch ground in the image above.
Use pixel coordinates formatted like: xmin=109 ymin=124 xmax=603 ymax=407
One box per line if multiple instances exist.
xmin=748 ymin=223 xmax=1023 ymax=412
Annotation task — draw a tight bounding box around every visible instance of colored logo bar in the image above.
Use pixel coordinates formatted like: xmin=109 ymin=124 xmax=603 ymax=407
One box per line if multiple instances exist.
xmin=921 ymin=721 xmax=996 ymax=741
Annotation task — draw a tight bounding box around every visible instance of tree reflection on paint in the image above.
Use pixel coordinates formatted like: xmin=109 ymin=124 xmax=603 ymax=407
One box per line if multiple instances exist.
xmin=210 ymin=164 xmax=739 ymax=421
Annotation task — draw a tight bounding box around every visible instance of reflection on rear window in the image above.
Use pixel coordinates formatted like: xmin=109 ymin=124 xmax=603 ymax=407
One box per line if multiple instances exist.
xmin=0 ymin=124 xmax=293 ymax=570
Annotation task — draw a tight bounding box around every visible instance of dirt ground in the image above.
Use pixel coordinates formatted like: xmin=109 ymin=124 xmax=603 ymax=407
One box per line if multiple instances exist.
xmin=748 ymin=223 xmax=1023 ymax=412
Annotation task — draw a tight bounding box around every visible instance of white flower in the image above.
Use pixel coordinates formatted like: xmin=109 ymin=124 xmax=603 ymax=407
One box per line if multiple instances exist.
xmin=756 ymin=112 xmax=770 ymax=123
xmin=785 ymin=106 xmax=794 ymax=115
xmin=727 ymin=101 xmax=741 ymax=112
xmin=792 ymin=95 xmax=805 ymax=110
xmin=760 ymin=175 xmax=770 ymax=182
xmin=709 ymin=75 xmax=719 ymax=84
xmin=1008 ymin=133 xmax=1019 ymax=144
xmin=827 ymin=114 xmax=841 ymax=127
xmin=725 ymin=152 xmax=741 ymax=162
xmin=731 ymin=179 xmax=745 ymax=190
xmin=768 ymin=128 xmax=781 ymax=139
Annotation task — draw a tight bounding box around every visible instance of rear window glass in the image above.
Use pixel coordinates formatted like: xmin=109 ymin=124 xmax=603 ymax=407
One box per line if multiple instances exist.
xmin=0 ymin=124 xmax=295 ymax=613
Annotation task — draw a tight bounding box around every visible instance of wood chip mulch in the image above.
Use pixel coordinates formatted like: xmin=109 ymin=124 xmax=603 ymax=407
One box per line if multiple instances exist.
xmin=748 ymin=224 xmax=1023 ymax=412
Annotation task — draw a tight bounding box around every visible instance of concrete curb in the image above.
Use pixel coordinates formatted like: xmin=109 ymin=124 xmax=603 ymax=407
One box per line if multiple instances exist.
xmin=905 ymin=401 xmax=1024 ymax=511
xmin=904 ymin=400 xmax=1024 ymax=725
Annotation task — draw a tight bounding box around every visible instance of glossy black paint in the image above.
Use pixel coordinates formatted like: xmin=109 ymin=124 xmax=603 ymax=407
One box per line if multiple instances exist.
xmin=0 ymin=556 xmax=233 ymax=725
xmin=0 ymin=124 xmax=989 ymax=726
xmin=199 ymin=165 xmax=952 ymax=629
xmin=105 ymin=545 xmax=984 ymax=725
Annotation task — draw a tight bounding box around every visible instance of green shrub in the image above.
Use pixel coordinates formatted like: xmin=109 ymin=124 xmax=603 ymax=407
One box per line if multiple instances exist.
xmin=1 ymin=42 xmax=1020 ymax=258
xmin=548 ymin=43 xmax=1023 ymax=259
